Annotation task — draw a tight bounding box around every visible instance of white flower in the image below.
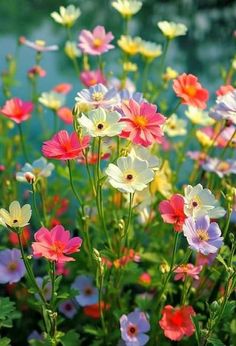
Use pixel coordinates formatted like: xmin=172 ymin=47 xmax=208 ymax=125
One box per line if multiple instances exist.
xmin=105 ymin=155 xmax=154 ymax=193
xmin=185 ymin=106 xmax=215 ymax=126
xmin=164 ymin=113 xmax=187 ymax=137
xmin=184 ymin=184 xmax=226 ymax=219
xmin=39 ymin=91 xmax=65 ymax=110
xmin=129 ymin=146 xmax=161 ymax=170
xmin=79 ymin=107 xmax=125 ymax=137
xmin=112 ymin=0 xmax=142 ymax=18
xmin=157 ymin=21 xmax=187 ymax=39
xmin=139 ymin=40 xmax=162 ymax=60
xmin=51 ymin=5 xmax=81 ymax=27
xmin=0 ymin=201 xmax=32 ymax=228
xmin=16 ymin=157 xmax=54 ymax=183
xmin=209 ymin=90 xmax=236 ymax=124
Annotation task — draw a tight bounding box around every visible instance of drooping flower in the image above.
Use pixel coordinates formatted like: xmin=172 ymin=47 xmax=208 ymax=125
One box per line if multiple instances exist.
xmin=173 ymin=73 xmax=209 ymax=109
xmin=80 ymin=69 xmax=106 ymax=87
xmin=59 ymin=300 xmax=77 ymax=319
xmin=216 ymin=84 xmax=235 ymax=97
xmin=202 ymin=157 xmax=236 ymax=177
xmin=53 ymin=83 xmax=72 ymax=94
xmin=0 ymin=201 xmax=32 ymax=228
xmin=185 ymin=106 xmax=214 ymax=126
xmin=120 ymin=99 xmax=166 ymax=147
xmin=57 ymin=107 xmax=73 ymax=124
xmin=51 ymin=5 xmax=81 ymax=28
xmin=183 ymin=216 xmax=223 ymax=255
xmin=79 ymin=107 xmax=125 ymax=137
xmin=157 ymin=21 xmax=187 ymax=39
xmin=209 ymin=90 xmax=236 ymax=124
xmin=42 ymin=130 xmax=90 ymax=160
xmin=72 ymin=275 xmax=98 ymax=306
xmin=105 ymin=155 xmax=154 ymax=193
xmin=78 ymin=25 xmax=114 ymax=56
xmin=184 ymin=184 xmax=226 ymax=219
xmin=39 ymin=91 xmax=65 ymax=111
xmin=174 ymin=263 xmax=202 ymax=281
xmin=64 ymin=41 xmax=81 ymax=59
xmin=19 ymin=37 xmax=58 ymax=52
xmin=120 ymin=309 xmax=150 ymax=346
xmin=159 ymin=305 xmax=195 ymax=341
xmin=118 ymin=35 xmax=142 ymax=56
xmin=159 ymin=194 xmax=187 ymax=232
xmin=16 ymin=157 xmax=54 ymax=183
xmin=112 ymin=0 xmax=142 ymax=18
xmin=75 ymin=83 xmax=119 ymax=110
xmin=0 ymin=249 xmax=26 ymax=284
xmin=35 ymin=277 xmax=52 ymax=301
xmin=164 ymin=113 xmax=187 ymax=137
xmin=0 ymin=98 xmax=34 ymax=124
xmin=139 ymin=40 xmax=162 ymax=61
xmin=32 ymin=225 xmax=82 ymax=263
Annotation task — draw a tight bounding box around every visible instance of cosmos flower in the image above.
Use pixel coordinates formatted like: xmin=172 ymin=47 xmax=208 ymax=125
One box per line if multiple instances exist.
xmin=57 ymin=107 xmax=73 ymax=124
xmin=195 ymin=252 xmax=217 ymax=266
xmin=79 ymin=107 xmax=125 ymax=137
xmin=157 ymin=21 xmax=187 ymax=39
xmin=129 ymin=145 xmax=161 ymax=170
xmin=32 ymin=225 xmax=83 ymax=263
xmin=216 ymin=84 xmax=235 ymax=97
xmin=183 ymin=215 xmax=223 ymax=255
xmin=184 ymin=184 xmax=226 ymax=219
xmin=105 ymin=155 xmax=154 ymax=193
xmin=39 ymin=91 xmax=65 ymax=111
xmin=0 ymin=249 xmax=26 ymax=284
xmin=174 ymin=263 xmax=202 ymax=281
xmin=112 ymin=0 xmax=142 ymax=18
xmin=0 ymin=98 xmax=34 ymax=124
xmin=119 ymin=90 xmax=144 ymax=105
xmin=150 ymin=161 xmax=173 ymax=198
xmin=159 ymin=305 xmax=195 ymax=341
xmin=186 ymin=151 xmax=208 ymax=165
xmin=51 ymin=5 xmax=81 ymax=28
xmin=42 ymin=130 xmax=90 ymax=160
xmin=139 ymin=40 xmax=162 ymax=61
xmin=72 ymin=275 xmax=98 ymax=307
xmin=16 ymin=157 xmax=54 ymax=183
xmin=123 ymin=62 xmax=138 ymax=72
xmin=0 ymin=201 xmax=32 ymax=229
xmin=64 ymin=41 xmax=81 ymax=59
xmin=59 ymin=300 xmax=77 ymax=319
xmin=173 ymin=73 xmax=209 ymax=109
xmin=120 ymin=309 xmax=150 ymax=346
xmin=162 ymin=67 xmax=178 ymax=82
xmin=202 ymin=157 xmax=236 ymax=177
xmin=78 ymin=25 xmax=114 ymax=56
xmin=164 ymin=113 xmax=187 ymax=137
xmin=80 ymin=69 xmax=106 ymax=87
xmin=75 ymin=83 xmax=119 ymax=110
xmin=185 ymin=106 xmax=214 ymax=126
xmin=120 ymin=99 xmax=166 ymax=147
xmin=118 ymin=35 xmax=142 ymax=55
xmin=159 ymin=194 xmax=187 ymax=232
xmin=19 ymin=37 xmax=58 ymax=52
xmin=209 ymin=90 xmax=236 ymax=124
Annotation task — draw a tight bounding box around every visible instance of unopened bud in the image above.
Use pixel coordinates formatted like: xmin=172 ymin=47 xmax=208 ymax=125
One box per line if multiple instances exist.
xmin=24 ymin=172 xmax=35 ymax=184
xmin=210 ymin=301 xmax=219 ymax=312
xmin=160 ymin=262 xmax=170 ymax=273
xmin=229 ymin=233 xmax=235 ymax=243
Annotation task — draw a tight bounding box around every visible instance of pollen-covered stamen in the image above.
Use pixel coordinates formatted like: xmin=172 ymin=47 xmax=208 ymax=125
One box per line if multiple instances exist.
xmin=92 ymin=92 xmax=104 ymax=101
xmin=197 ymin=229 xmax=209 ymax=241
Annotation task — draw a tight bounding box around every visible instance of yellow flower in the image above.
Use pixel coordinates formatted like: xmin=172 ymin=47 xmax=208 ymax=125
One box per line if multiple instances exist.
xmin=64 ymin=41 xmax=81 ymax=59
xmin=39 ymin=91 xmax=65 ymax=111
xmin=185 ymin=106 xmax=215 ymax=126
xmin=196 ymin=129 xmax=214 ymax=147
xmin=123 ymin=61 xmax=138 ymax=72
xmin=139 ymin=40 xmax=162 ymax=61
xmin=150 ymin=161 xmax=173 ymax=198
xmin=118 ymin=35 xmax=142 ymax=55
xmin=0 ymin=201 xmax=32 ymax=228
xmin=164 ymin=114 xmax=187 ymax=137
xmin=157 ymin=21 xmax=187 ymax=39
xmin=112 ymin=0 xmax=142 ymax=18
xmin=51 ymin=5 xmax=81 ymax=28
xmin=162 ymin=67 xmax=178 ymax=82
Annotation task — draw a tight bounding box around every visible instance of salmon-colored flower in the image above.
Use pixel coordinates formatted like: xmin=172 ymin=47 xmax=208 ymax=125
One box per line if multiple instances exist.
xmin=159 ymin=194 xmax=187 ymax=232
xmin=120 ymin=99 xmax=166 ymax=147
xmin=173 ymin=73 xmax=209 ymax=109
xmin=159 ymin=305 xmax=195 ymax=341
xmin=32 ymin=225 xmax=82 ymax=263
xmin=57 ymin=107 xmax=73 ymax=124
xmin=80 ymin=69 xmax=106 ymax=87
xmin=0 ymin=98 xmax=34 ymax=124
xmin=42 ymin=130 xmax=90 ymax=160
xmin=174 ymin=263 xmax=202 ymax=281
xmin=53 ymin=83 xmax=72 ymax=94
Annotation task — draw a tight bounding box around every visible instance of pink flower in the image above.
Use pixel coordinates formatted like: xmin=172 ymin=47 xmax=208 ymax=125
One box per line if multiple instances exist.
xmin=42 ymin=130 xmax=90 ymax=160
xmin=158 ymin=194 xmax=187 ymax=232
xmin=174 ymin=263 xmax=202 ymax=281
xmin=216 ymin=85 xmax=235 ymax=97
xmin=0 ymin=98 xmax=34 ymax=124
xmin=19 ymin=36 xmax=58 ymax=52
xmin=78 ymin=25 xmax=114 ymax=56
xmin=32 ymin=225 xmax=82 ymax=263
xmin=80 ymin=69 xmax=106 ymax=87
xmin=53 ymin=83 xmax=72 ymax=94
xmin=120 ymin=99 xmax=166 ymax=147
xmin=195 ymin=252 xmax=217 ymax=266
xmin=57 ymin=107 xmax=73 ymax=124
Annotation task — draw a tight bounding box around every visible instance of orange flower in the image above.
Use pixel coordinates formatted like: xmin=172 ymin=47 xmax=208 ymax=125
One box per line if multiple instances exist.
xmin=173 ymin=73 xmax=209 ymax=109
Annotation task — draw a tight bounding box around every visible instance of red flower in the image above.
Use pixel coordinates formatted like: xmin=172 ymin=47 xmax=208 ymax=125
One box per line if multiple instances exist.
xmin=158 ymin=194 xmax=186 ymax=232
xmin=0 ymin=98 xmax=34 ymax=123
xmin=159 ymin=305 xmax=195 ymax=341
xmin=173 ymin=73 xmax=209 ymax=109
xmin=83 ymin=301 xmax=110 ymax=319
xmin=8 ymin=227 xmax=30 ymax=247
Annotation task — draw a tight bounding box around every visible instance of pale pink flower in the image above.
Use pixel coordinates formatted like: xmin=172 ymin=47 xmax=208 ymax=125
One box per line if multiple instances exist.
xmin=19 ymin=36 xmax=58 ymax=52
xmin=80 ymin=69 xmax=106 ymax=87
xmin=174 ymin=263 xmax=202 ymax=281
xmin=0 ymin=98 xmax=34 ymax=124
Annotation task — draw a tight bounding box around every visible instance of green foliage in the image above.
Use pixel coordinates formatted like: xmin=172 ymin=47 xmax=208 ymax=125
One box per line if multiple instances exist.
xmin=0 ymin=297 xmax=21 ymax=329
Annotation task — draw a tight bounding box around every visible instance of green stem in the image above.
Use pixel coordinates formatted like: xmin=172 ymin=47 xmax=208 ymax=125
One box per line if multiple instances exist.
xmin=67 ymin=160 xmax=83 ymax=206
xmin=159 ymin=38 xmax=170 ymax=75
xmin=124 ymin=193 xmax=133 ymax=247
xmin=53 ymin=110 xmax=58 ymax=133
xmin=142 ymin=61 xmax=150 ymax=93
xmin=32 ymin=182 xmax=44 ymax=227
xmin=18 ymin=123 xmax=29 ymax=161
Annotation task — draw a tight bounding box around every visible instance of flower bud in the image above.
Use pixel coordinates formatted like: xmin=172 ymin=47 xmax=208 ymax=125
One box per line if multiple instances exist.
xmin=24 ymin=172 xmax=36 ymax=184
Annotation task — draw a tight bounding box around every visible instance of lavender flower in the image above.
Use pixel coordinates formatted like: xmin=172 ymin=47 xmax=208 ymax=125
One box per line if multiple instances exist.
xmin=183 ymin=216 xmax=223 ymax=255
xmin=72 ymin=275 xmax=98 ymax=306
xmin=209 ymin=90 xmax=236 ymax=124
xmin=0 ymin=249 xmax=26 ymax=284
xmin=59 ymin=299 xmax=77 ymax=319
xmin=120 ymin=309 xmax=150 ymax=346
xmin=119 ymin=90 xmax=144 ymax=104
xmin=202 ymin=157 xmax=236 ymax=177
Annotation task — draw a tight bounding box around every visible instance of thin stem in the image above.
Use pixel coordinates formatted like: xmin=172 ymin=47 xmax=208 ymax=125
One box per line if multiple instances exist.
xmin=67 ymin=160 xmax=83 ymax=206
xmin=159 ymin=38 xmax=170 ymax=75
xmin=18 ymin=123 xmax=29 ymax=161
xmin=142 ymin=61 xmax=150 ymax=93
xmin=32 ymin=182 xmax=44 ymax=227
xmin=50 ymin=261 xmax=56 ymax=307
xmin=124 ymin=193 xmax=133 ymax=247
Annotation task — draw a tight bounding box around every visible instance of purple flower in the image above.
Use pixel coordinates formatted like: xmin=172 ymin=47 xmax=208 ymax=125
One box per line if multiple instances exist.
xmin=120 ymin=309 xmax=150 ymax=346
xmin=35 ymin=277 xmax=52 ymax=301
xmin=27 ymin=330 xmax=43 ymax=342
xmin=75 ymin=83 xmax=119 ymax=109
xmin=59 ymin=299 xmax=77 ymax=319
xmin=0 ymin=249 xmax=26 ymax=284
xmin=183 ymin=216 xmax=223 ymax=255
xmin=119 ymin=90 xmax=144 ymax=104
xmin=202 ymin=157 xmax=236 ymax=177
xmin=71 ymin=275 xmax=98 ymax=307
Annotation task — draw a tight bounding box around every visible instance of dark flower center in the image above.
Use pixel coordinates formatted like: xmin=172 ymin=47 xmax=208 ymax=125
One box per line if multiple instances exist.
xmin=126 ymin=174 xmax=133 ymax=180
xmin=84 ymin=287 xmax=93 ymax=295
xmin=192 ymin=201 xmax=198 ymax=207
xmin=97 ymin=123 xmax=104 ymax=130
xmin=65 ymin=303 xmax=72 ymax=311
xmin=13 ymin=219 xmax=18 ymax=223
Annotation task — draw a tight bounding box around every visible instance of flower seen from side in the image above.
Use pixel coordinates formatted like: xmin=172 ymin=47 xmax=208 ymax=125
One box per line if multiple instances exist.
xmin=159 ymin=194 xmax=187 ymax=232
xmin=0 ymin=98 xmax=34 ymax=124
xmin=157 ymin=21 xmax=187 ymax=39
xmin=51 ymin=5 xmax=81 ymax=28
xmin=39 ymin=91 xmax=65 ymax=111
xmin=19 ymin=37 xmax=58 ymax=52
xmin=174 ymin=263 xmax=202 ymax=281
xmin=118 ymin=35 xmax=142 ymax=55
xmin=16 ymin=157 xmax=54 ymax=183
xmin=80 ymin=69 xmax=106 ymax=87
xmin=112 ymin=0 xmax=142 ymax=18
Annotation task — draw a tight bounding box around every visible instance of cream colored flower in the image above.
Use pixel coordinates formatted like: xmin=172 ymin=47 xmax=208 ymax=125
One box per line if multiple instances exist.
xmin=157 ymin=21 xmax=187 ymax=39
xmin=185 ymin=106 xmax=215 ymax=126
xmin=118 ymin=35 xmax=142 ymax=55
xmin=51 ymin=5 xmax=81 ymax=28
xmin=0 ymin=201 xmax=32 ymax=228
xmin=139 ymin=40 xmax=162 ymax=61
xmin=123 ymin=62 xmax=138 ymax=72
xmin=164 ymin=114 xmax=187 ymax=137
xmin=150 ymin=161 xmax=173 ymax=198
xmin=163 ymin=67 xmax=178 ymax=82
xmin=112 ymin=0 xmax=142 ymax=18
xmin=39 ymin=91 xmax=65 ymax=111
xmin=64 ymin=41 xmax=81 ymax=59
xmin=129 ymin=146 xmax=161 ymax=170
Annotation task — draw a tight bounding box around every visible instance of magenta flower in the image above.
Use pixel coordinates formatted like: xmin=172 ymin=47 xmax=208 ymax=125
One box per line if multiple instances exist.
xmin=183 ymin=216 xmax=223 ymax=255
xmin=174 ymin=263 xmax=202 ymax=281
xmin=59 ymin=299 xmax=77 ymax=319
xmin=0 ymin=249 xmax=26 ymax=284
xmin=120 ymin=309 xmax=150 ymax=346
xmin=78 ymin=25 xmax=114 ymax=55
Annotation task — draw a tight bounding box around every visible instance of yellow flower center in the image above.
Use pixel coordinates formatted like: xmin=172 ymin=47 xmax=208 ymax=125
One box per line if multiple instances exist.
xmin=35 ymin=40 xmax=46 ymax=47
xmin=197 ymin=229 xmax=209 ymax=241
xmin=93 ymin=38 xmax=103 ymax=47
xmin=8 ymin=261 xmax=18 ymax=272
xmin=51 ymin=241 xmax=66 ymax=255
xmin=92 ymin=92 xmax=104 ymax=101
xmin=134 ymin=115 xmax=148 ymax=128
xmin=185 ymin=85 xmax=197 ymax=97
xmin=217 ymin=161 xmax=230 ymax=172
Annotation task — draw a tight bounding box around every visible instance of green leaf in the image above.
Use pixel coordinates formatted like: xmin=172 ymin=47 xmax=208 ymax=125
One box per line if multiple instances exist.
xmin=0 ymin=297 xmax=21 ymax=328
xmin=207 ymin=335 xmax=225 ymax=346
xmin=191 ymin=315 xmax=201 ymax=344
xmin=0 ymin=337 xmax=11 ymax=346
xmin=216 ymin=254 xmax=228 ymax=270
xmin=60 ymin=330 xmax=80 ymax=346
